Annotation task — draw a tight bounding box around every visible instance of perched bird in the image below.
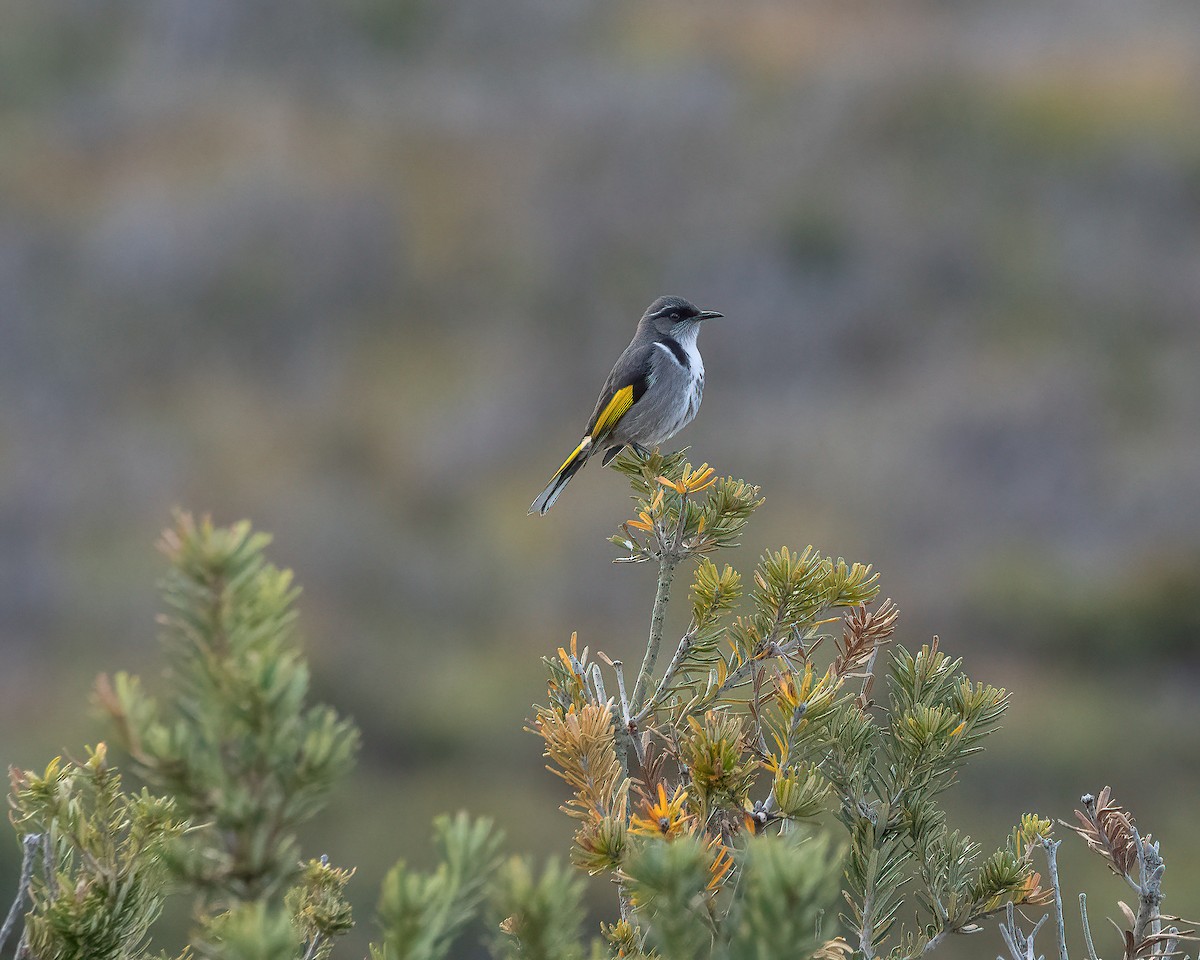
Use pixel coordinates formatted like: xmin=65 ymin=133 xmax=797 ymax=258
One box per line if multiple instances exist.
xmin=529 ymin=295 xmax=723 ymax=515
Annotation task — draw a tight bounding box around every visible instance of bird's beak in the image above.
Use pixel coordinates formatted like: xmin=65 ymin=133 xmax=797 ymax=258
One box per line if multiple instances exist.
xmin=695 ymin=310 xmax=724 ymax=321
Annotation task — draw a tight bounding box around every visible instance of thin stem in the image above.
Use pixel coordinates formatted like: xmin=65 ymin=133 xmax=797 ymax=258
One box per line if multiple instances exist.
xmin=1078 ymin=894 xmax=1099 ymax=960
xmin=612 ymin=661 xmax=631 ymax=723
xmin=612 ymin=660 xmax=644 ymax=768
xmin=999 ymin=902 xmax=1048 ymax=960
xmin=589 ymin=663 xmax=608 ymax=706
xmin=629 ymin=482 xmax=692 ymax=715
xmin=750 ymin=666 xmax=770 ymax=757
xmin=760 ymin=702 xmax=805 ymax=819
xmin=630 ymin=556 xmax=678 ymax=715
xmin=998 ymin=904 xmax=1020 ymax=960
xmin=858 ymin=882 xmax=877 ymax=960
xmin=618 ymin=881 xmax=634 ymax=924
xmin=1160 ymin=926 xmax=1180 ymax=960
xmin=858 ymin=642 xmax=882 ymax=708
xmin=856 ymin=824 xmax=883 ymax=960
xmin=1026 ymin=914 xmax=1049 ymax=960
xmin=0 ymin=833 xmax=42 ymax=957
xmin=1042 ymin=838 xmax=1070 ymax=960
xmin=301 ymin=933 xmax=323 ymax=960
xmin=670 ymin=492 xmax=689 ymax=555
xmin=635 ymin=627 xmax=694 ymax=724
xmin=700 ymin=628 xmax=810 ymax=711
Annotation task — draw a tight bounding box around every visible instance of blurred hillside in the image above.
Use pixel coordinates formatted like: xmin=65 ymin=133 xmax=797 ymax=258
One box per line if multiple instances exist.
xmin=2 ymin=1 xmax=1199 ymax=957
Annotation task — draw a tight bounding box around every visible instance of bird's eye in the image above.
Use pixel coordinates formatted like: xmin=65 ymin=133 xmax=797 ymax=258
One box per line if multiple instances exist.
xmin=670 ymin=312 xmax=680 ymax=321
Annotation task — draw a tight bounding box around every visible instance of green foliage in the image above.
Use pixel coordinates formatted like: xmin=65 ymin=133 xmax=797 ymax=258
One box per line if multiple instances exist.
xmin=609 ymin=451 xmax=763 ymax=562
xmin=3 ymin=516 xmax=364 ymax=960
xmin=7 ymin=745 xmax=186 ymax=960
xmin=285 ymin=858 xmax=356 ymax=960
xmin=678 ymin=713 xmax=757 ymax=816
xmin=621 ymin=832 xmax=844 ymax=960
xmin=827 ymin=641 xmax=1046 ymax=958
xmin=770 ymin=763 xmax=832 ymax=823
xmin=192 ymin=901 xmax=300 ymax=960
xmin=371 ymin=813 xmax=504 ymax=960
xmin=4 ymin=485 xmax=1194 ymax=960
xmin=97 ymin=512 xmax=360 ymax=903
xmin=489 ymin=858 xmax=587 ymax=960
xmin=690 ymin=560 xmax=743 ymax=634
xmin=725 ymin=834 xmax=843 ymax=960
xmin=741 ymin=546 xmax=879 ymax=648
xmin=624 ymin=834 xmax=714 ymax=960
xmin=534 ymin=457 xmax=1057 ymax=960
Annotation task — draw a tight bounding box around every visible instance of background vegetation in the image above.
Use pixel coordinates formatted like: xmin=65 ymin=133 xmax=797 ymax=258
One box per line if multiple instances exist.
xmin=2 ymin=2 xmax=1198 ymax=958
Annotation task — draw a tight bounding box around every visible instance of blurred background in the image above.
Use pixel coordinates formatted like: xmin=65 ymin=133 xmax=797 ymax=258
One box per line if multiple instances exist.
xmin=2 ymin=0 xmax=1199 ymax=956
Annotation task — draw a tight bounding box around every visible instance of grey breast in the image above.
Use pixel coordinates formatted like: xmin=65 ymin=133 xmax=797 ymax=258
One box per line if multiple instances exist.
xmin=613 ymin=339 xmax=704 ymax=447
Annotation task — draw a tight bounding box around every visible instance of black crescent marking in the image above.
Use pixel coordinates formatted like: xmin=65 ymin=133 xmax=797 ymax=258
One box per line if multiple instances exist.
xmin=656 ymin=335 xmax=690 ymax=371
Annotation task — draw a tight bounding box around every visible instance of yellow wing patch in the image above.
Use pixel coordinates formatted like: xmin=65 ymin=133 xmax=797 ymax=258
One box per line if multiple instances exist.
xmin=591 ymin=384 xmax=635 ymax=439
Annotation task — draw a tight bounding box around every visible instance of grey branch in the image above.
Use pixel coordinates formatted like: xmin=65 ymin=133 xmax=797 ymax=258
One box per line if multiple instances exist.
xmin=636 ymin=625 xmax=695 ymax=724
xmin=0 ymin=833 xmax=42 ymax=958
xmin=1042 ymin=838 xmax=1069 ymax=960
xmin=1130 ymin=825 xmax=1165 ymax=950
xmin=1078 ymin=894 xmax=1099 ymax=960
xmin=629 ymin=555 xmax=679 ymax=715
xmin=40 ymin=834 xmax=56 ymax=900
xmin=998 ymin=901 xmax=1048 ymax=960
xmin=588 ymin=663 xmax=608 ymax=706
xmin=612 ymin=659 xmax=644 ymax=767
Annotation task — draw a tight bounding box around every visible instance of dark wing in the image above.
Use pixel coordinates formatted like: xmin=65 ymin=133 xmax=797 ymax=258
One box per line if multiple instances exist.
xmin=584 ymin=342 xmax=653 ymax=443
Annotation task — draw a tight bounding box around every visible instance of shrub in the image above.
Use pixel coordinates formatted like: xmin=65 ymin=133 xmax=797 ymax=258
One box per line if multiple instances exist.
xmin=2 ymin=465 xmax=1194 ymax=960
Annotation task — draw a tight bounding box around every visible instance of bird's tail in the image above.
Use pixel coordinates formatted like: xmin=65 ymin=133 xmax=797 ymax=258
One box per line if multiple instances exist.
xmin=529 ymin=437 xmax=593 ymax=515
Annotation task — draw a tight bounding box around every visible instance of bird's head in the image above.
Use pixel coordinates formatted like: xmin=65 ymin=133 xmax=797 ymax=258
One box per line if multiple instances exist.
xmin=642 ymin=296 xmax=723 ymax=336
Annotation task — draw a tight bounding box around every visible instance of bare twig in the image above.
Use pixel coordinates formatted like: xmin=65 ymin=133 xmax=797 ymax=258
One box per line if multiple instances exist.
xmin=999 ymin=901 xmax=1048 ymax=960
xmin=1160 ymin=925 xmax=1180 ymax=960
xmin=611 ymin=660 xmax=644 ymax=767
xmin=589 ymin=663 xmax=608 ymax=705
xmin=1042 ymin=838 xmax=1070 ymax=960
xmin=1079 ymin=894 xmax=1100 ymax=960
xmin=611 ymin=660 xmax=630 ymax=726
xmin=0 ymin=833 xmax=42 ymax=957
